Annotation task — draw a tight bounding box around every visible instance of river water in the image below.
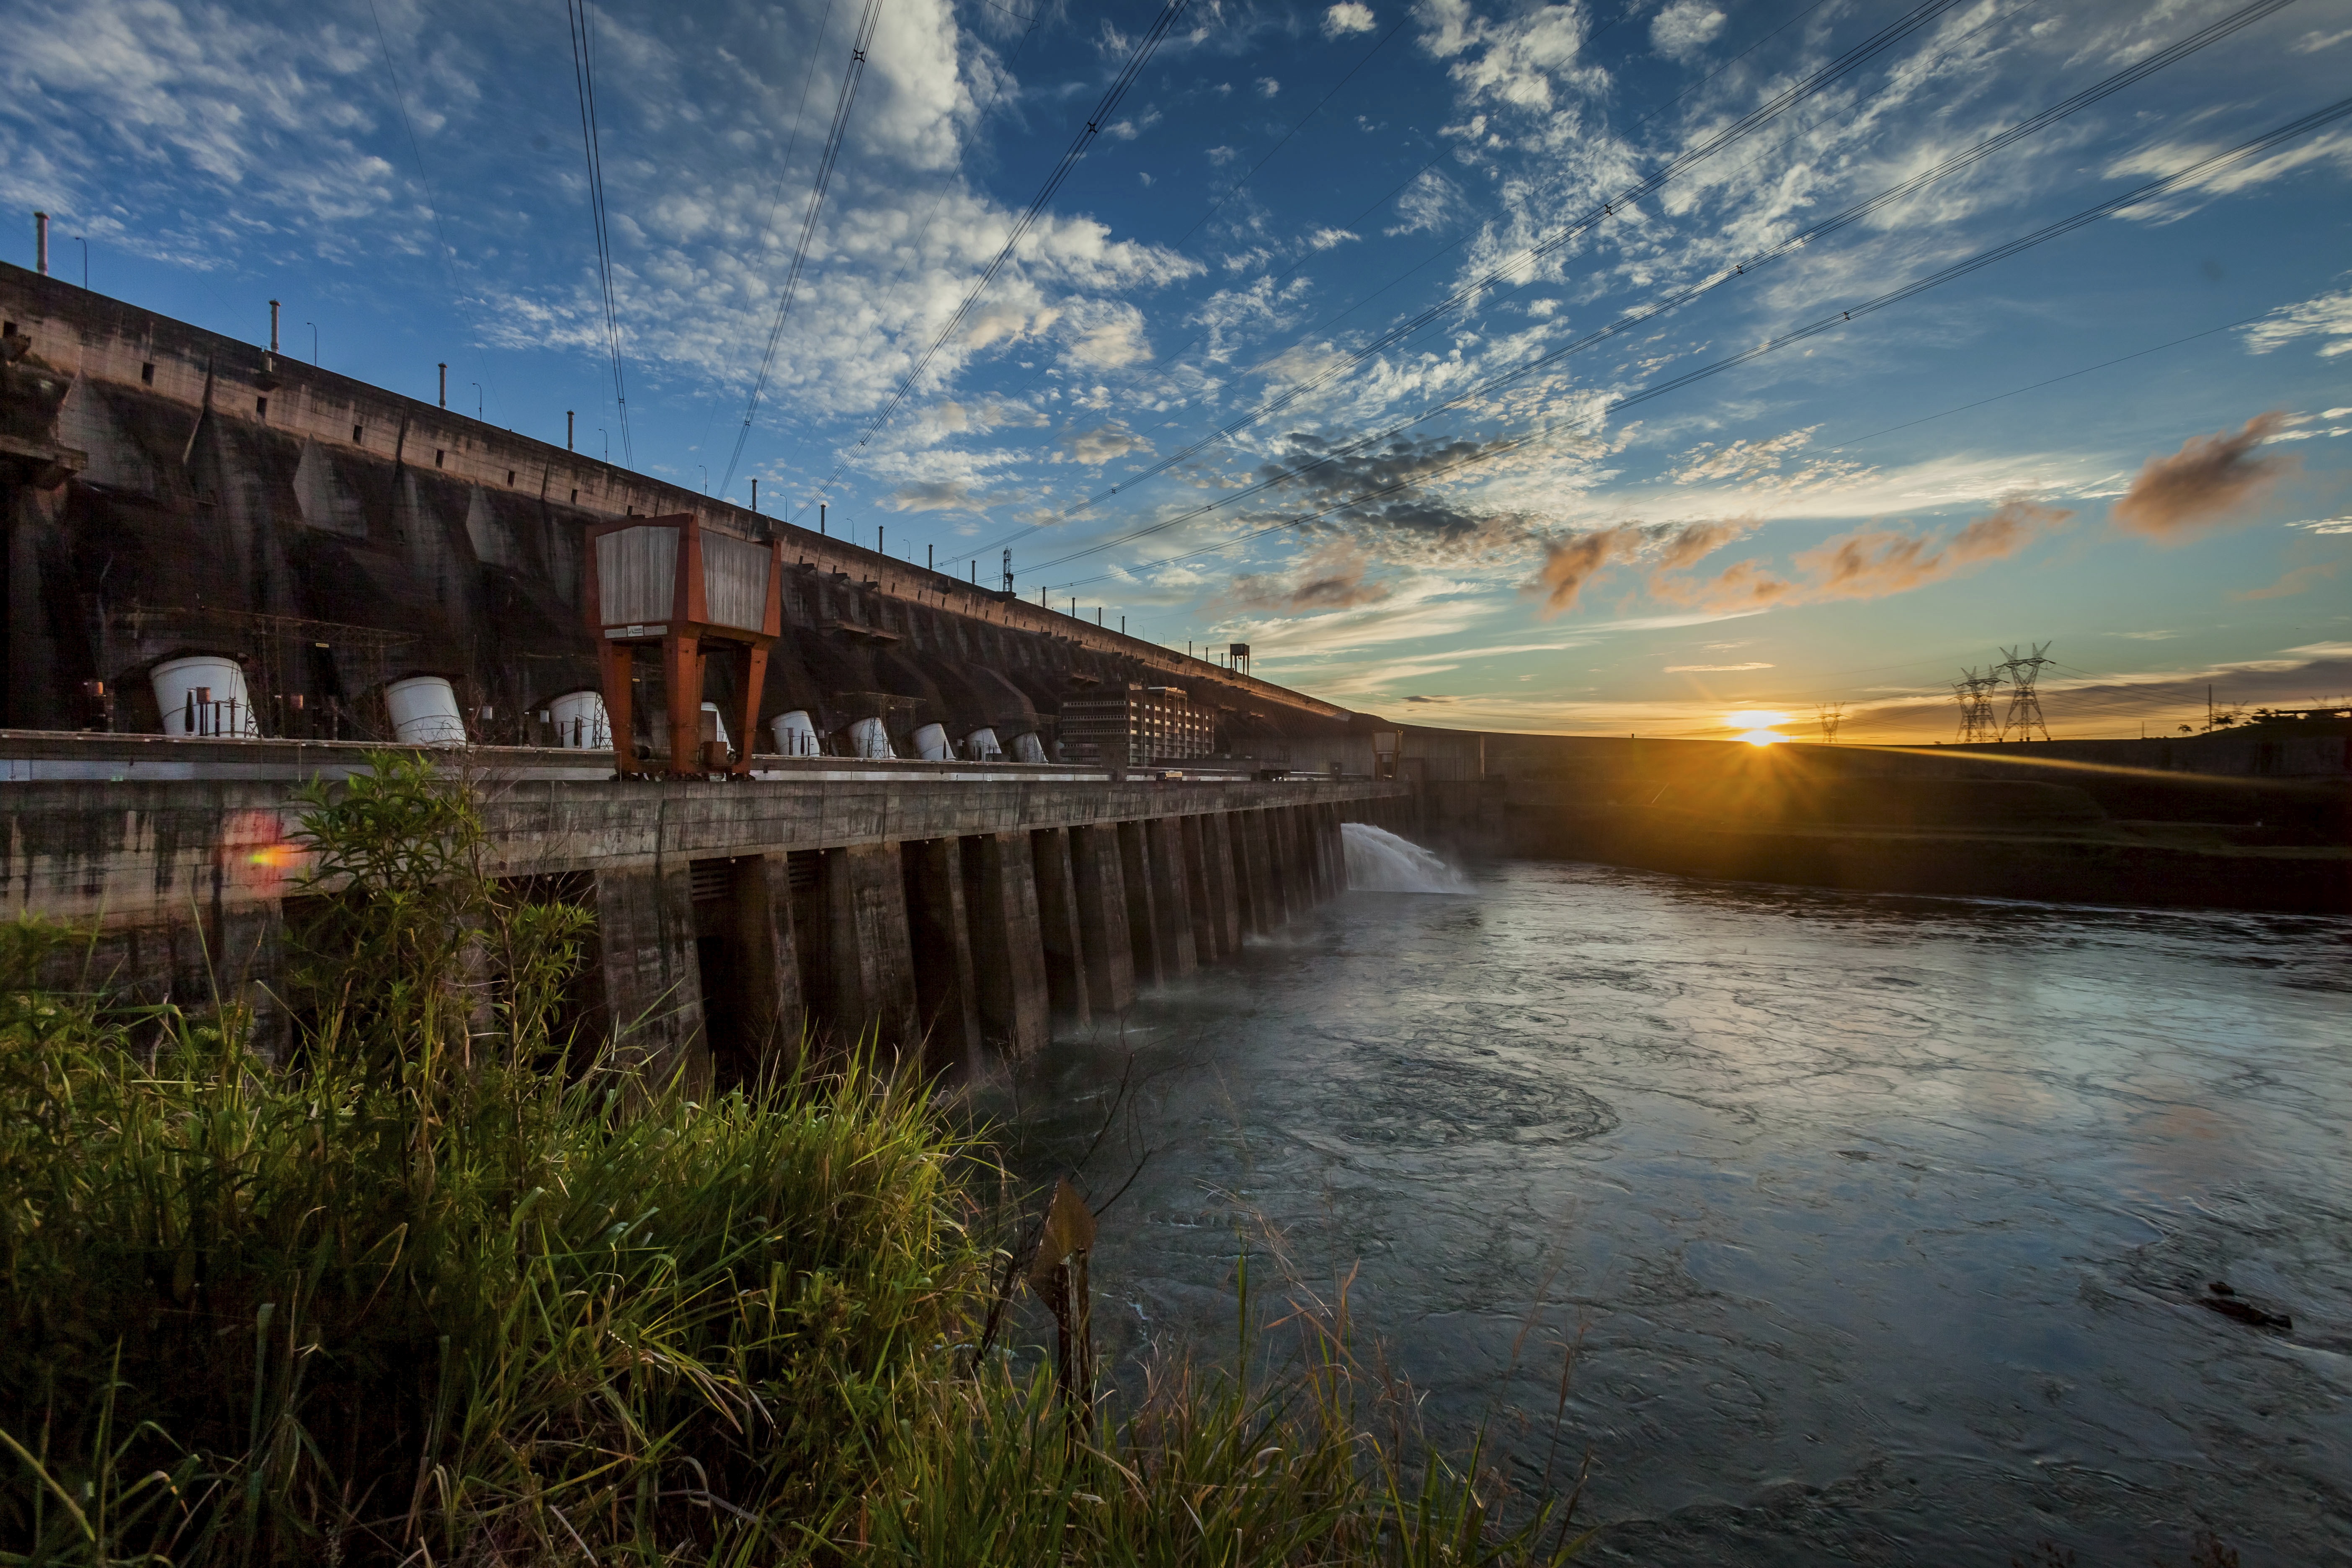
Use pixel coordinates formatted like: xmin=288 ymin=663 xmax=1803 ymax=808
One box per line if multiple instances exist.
xmin=985 ymin=845 xmax=2351 ymax=1565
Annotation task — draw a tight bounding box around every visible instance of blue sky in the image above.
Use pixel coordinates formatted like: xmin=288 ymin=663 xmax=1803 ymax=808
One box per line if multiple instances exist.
xmin=5 ymin=0 xmax=2347 ymax=739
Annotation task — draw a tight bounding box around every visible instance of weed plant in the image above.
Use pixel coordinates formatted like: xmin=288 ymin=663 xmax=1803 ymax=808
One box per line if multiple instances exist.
xmin=1 ymin=754 xmax=1575 ymax=1565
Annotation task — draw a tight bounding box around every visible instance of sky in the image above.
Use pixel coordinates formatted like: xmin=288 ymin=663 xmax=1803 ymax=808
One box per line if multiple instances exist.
xmin=4 ymin=0 xmax=2348 ymax=742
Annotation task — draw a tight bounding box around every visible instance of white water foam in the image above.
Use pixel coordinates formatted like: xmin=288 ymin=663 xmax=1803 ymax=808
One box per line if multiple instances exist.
xmin=1342 ymin=822 xmax=1472 ymax=893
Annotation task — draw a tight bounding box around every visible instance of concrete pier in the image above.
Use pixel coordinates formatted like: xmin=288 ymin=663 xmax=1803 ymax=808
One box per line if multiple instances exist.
xmin=0 ymin=735 xmax=1406 ymax=1079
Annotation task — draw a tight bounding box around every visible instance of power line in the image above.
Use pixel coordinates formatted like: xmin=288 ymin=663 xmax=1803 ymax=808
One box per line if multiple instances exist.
xmin=1827 ymin=312 xmax=2275 ymax=449
xmin=815 ymin=0 xmax=1199 ymax=504
xmin=721 ymin=0 xmax=890 ymax=495
xmin=759 ymin=6 xmax=1045 ymax=499
xmin=1028 ymin=93 xmax=2352 ymax=591
xmin=1006 ymin=11 xmax=2310 ymax=586
xmin=683 ymin=0 xmax=841 ymax=472
xmin=566 ymin=0 xmax=632 ymax=466
xmin=949 ymin=0 xmax=2007 ymax=566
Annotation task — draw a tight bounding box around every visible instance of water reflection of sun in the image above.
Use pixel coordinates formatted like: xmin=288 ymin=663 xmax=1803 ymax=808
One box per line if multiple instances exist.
xmin=1728 ymin=709 xmax=1790 ymax=746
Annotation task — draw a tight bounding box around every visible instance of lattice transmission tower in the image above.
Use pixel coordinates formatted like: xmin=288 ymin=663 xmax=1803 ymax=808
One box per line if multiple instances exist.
xmin=1998 ymin=642 xmax=2053 ymax=741
xmin=1952 ymin=667 xmax=2001 ymax=744
xmin=1816 ymin=702 xmax=1844 ymax=744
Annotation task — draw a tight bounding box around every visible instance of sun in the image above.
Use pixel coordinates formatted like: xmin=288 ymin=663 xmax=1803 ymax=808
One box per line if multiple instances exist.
xmin=1737 ymin=728 xmax=1789 ymax=746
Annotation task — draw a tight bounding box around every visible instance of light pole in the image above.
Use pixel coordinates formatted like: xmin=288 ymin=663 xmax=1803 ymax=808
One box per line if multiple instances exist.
xmin=599 ymin=429 xmax=609 ymax=463
xmin=697 ymin=464 xmax=707 ymax=495
xmin=304 ymin=322 xmax=317 ymax=365
xmin=471 ymin=382 xmax=482 ymax=420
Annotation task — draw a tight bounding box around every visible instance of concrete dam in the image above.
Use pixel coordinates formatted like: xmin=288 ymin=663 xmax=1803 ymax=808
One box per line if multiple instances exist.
xmin=0 ymin=261 xmax=1458 ymax=1076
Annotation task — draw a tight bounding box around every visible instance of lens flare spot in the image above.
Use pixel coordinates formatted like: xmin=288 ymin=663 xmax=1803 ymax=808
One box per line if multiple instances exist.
xmin=247 ymin=843 xmax=304 ymax=869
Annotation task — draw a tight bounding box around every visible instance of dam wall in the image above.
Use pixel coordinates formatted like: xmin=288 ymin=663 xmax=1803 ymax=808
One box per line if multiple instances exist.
xmin=0 ymin=262 xmax=1382 ymax=771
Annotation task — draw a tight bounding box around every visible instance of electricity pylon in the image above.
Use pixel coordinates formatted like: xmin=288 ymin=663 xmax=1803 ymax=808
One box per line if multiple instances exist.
xmin=1998 ymin=642 xmax=2053 ymax=741
xmin=1816 ymin=702 xmax=1844 ymax=744
xmin=1952 ymin=667 xmax=2001 ymax=743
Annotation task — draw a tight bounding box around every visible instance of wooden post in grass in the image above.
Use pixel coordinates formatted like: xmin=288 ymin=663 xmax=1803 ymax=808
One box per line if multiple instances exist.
xmin=1029 ymin=1176 xmax=1097 ymax=1434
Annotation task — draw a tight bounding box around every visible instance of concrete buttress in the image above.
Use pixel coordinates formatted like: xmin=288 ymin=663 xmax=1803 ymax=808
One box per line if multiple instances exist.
xmin=962 ymin=832 xmax=1050 ymax=1058
xmin=1145 ymin=817 xmax=1199 ymax=979
xmin=1029 ymin=827 xmax=1094 ymax=1031
xmin=1068 ymin=823 xmax=1137 ymax=1016
xmin=1202 ymin=812 xmax=1243 ymax=953
xmin=902 ymin=838 xmax=982 ymax=1075
xmin=595 ymin=862 xmax=710 ymax=1088
xmin=1178 ymin=815 xmax=1222 ymax=963
xmin=823 ymin=842 xmax=920 ymax=1055
xmin=1117 ymin=819 xmax=1164 ymax=989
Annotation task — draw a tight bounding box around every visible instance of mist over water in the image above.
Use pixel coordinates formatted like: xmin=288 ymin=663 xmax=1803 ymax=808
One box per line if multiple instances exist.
xmin=990 ymin=858 xmax=2352 ymax=1565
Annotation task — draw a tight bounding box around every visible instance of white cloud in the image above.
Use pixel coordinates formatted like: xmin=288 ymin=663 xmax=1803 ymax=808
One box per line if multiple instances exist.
xmin=2241 ymin=286 xmax=2352 ymax=359
xmin=1650 ymin=0 xmax=1727 ymax=61
xmin=1256 ymin=77 xmax=1280 ymax=98
xmin=1666 ymin=661 xmax=1771 ymax=671
xmin=1323 ymin=3 xmax=1377 ymax=39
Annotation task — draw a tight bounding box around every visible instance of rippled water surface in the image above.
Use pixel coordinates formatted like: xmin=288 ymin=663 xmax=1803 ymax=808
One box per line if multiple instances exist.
xmin=986 ymin=859 xmax=2352 ymax=1566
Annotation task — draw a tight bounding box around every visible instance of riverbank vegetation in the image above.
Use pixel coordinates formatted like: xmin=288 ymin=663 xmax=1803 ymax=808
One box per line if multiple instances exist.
xmin=1 ymin=755 xmax=1578 ymax=1565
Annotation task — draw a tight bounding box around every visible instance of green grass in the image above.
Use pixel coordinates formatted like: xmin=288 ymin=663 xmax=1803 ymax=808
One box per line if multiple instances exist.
xmin=0 ymin=755 xmax=1577 ymax=1566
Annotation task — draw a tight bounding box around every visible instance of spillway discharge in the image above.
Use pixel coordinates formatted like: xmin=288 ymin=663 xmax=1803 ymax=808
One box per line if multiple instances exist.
xmin=1341 ymin=823 xmax=1472 ymax=893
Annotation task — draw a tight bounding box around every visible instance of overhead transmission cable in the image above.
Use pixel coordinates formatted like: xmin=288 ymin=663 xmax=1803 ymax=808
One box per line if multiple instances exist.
xmin=1027 ymin=93 xmax=2352 ymax=591
xmin=792 ymin=0 xmax=1198 ymax=520
xmin=566 ymin=0 xmax=632 ymax=465
xmin=1018 ymin=0 xmax=1841 ymax=435
xmin=946 ymin=0 xmax=1988 ymax=568
xmin=683 ymin=0 xmax=840 ymax=472
xmin=968 ymin=0 xmax=1842 ymax=504
xmin=990 ymin=0 xmax=2291 ymax=580
xmin=721 ymin=0 xmax=890 ymax=494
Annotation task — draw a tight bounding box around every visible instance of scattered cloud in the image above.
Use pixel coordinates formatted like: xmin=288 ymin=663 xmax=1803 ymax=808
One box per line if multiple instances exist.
xmin=2110 ymin=629 xmax=2181 ymax=640
xmin=1798 ymin=498 xmax=2074 ymax=600
xmin=1323 ymin=2 xmax=1377 ymax=37
xmin=2240 ymin=286 xmax=2352 ymax=358
xmin=2291 ymin=516 xmax=2352 ymax=534
xmin=1651 ymin=0 xmax=1727 ymax=60
xmin=2110 ymin=413 xmax=2295 ymax=541
xmin=1666 ymin=661 xmax=1772 ymax=671
xmin=1256 ymin=76 xmax=1281 ymax=97
xmin=887 ymin=478 xmax=998 ymax=513
xmin=1062 ymin=420 xmax=1152 ymax=466
xmin=1221 ymin=542 xmax=1393 ymax=612
xmin=2231 ymin=560 xmax=2343 ymax=601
